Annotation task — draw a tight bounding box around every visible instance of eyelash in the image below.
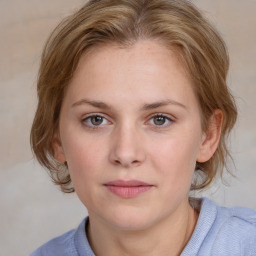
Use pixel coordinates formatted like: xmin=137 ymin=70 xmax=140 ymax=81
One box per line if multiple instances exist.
xmin=81 ymin=113 xmax=174 ymax=130
xmin=81 ymin=114 xmax=111 ymax=130
xmin=148 ymin=113 xmax=173 ymax=128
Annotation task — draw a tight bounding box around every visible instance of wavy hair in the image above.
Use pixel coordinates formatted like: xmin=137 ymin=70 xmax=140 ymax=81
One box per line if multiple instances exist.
xmin=31 ymin=0 xmax=237 ymax=192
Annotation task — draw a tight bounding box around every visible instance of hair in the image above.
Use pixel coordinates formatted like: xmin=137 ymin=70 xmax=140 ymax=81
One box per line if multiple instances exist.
xmin=31 ymin=0 xmax=237 ymax=193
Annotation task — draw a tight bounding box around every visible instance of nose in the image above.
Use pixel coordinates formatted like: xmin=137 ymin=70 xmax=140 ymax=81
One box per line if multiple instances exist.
xmin=109 ymin=124 xmax=146 ymax=168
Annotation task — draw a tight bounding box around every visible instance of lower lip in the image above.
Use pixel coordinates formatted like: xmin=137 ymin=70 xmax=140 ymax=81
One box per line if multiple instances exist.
xmin=105 ymin=185 xmax=153 ymax=198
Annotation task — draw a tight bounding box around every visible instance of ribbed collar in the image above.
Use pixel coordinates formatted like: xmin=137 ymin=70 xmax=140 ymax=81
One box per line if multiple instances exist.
xmin=181 ymin=197 xmax=217 ymax=255
xmin=74 ymin=197 xmax=217 ymax=256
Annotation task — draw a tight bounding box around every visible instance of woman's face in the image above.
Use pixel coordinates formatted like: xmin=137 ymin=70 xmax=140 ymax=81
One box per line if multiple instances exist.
xmin=55 ymin=40 xmax=208 ymax=230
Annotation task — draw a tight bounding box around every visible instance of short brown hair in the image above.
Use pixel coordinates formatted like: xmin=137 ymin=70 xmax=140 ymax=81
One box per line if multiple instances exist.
xmin=31 ymin=0 xmax=237 ymax=192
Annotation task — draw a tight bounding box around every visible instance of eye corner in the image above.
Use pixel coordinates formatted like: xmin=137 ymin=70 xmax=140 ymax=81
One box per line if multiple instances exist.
xmin=146 ymin=113 xmax=175 ymax=128
xmin=81 ymin=113 xmax=112 ymax=129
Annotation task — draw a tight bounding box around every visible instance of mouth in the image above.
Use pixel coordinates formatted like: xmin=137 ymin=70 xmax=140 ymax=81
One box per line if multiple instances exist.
xmin=104 ymin=179 xmax=153 ymax=198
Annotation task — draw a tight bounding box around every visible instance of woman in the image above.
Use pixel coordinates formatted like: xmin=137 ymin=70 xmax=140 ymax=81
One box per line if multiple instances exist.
xmin=30 ymin=0 xmax=256 ymax=255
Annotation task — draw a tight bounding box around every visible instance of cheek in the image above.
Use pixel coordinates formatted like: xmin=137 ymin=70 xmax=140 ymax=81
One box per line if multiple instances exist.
xmin=64 ymin=139 xmax=106 ymax=206
xmin=62 ymin=135 xmax=106 ymax=182
xmin=149 ymin=134 xmax=200 ymax=178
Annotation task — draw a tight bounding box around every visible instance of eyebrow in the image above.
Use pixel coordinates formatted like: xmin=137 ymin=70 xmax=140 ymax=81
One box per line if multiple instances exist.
xmin=71 ymin=98 xmax=187 ymax=110
xmin=141 ymin=100 xmax=187 ymax=111
xmin=72 ymin=99 xmax=112 ymax=109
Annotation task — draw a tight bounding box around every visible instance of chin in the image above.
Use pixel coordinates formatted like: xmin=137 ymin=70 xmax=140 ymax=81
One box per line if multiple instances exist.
xmin=101 ymin=207 xmax=159 ymax=231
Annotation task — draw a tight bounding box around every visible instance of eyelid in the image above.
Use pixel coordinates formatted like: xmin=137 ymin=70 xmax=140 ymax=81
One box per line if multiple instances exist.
xmin=81 ymin=112 xmax=175 ymax=129
xmin=81 ymin=113 xmax=112 ymax=128
xmin=148 ymin=112 xmax=175 ymax=120
xmin=146 ymin=113 xmax=175 ymax=127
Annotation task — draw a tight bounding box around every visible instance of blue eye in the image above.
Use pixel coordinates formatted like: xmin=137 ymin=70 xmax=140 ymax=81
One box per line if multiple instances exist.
xmin=83 ymin=115 xmax=109 ymax=127
xmin=149 ymin=114 xmax=172 ymax=127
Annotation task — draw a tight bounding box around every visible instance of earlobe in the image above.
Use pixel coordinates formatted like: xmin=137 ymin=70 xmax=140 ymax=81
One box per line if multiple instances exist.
xmin=196 ymin=109 xmax=223 ymax=163
xmin=52 ymin=134 xmax=66 ymax=163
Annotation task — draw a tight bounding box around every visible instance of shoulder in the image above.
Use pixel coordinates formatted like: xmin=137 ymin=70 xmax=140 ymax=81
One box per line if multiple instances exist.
xmin=29 ymin=217 xmax=95 ymax=256
xmin=204 ymin=198 xmax=256 ymax=255
xmin=29 ymin=229 xmax=77 ymax=256
xmin=199 ymin=197 xmax=256 ymax=228
xmin=184 ymin=198 xmax=256 ymax=256
xmin=215 ymin=200 xmax=256 ymax=235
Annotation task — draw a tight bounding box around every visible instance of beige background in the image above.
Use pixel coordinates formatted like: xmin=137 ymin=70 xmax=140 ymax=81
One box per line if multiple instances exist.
xmin=0 ymin=1 xmax=256 ymax=255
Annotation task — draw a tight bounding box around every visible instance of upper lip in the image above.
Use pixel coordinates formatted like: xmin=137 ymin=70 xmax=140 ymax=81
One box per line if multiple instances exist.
xmin=104 ymin=179 xmax=152 ymax=187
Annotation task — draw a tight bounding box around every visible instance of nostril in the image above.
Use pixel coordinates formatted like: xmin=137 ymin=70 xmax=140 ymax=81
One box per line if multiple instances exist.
xmin=113 ymin=158 xmax=140 ymax=167
xmin=114 ymin=159 xmax=121 ymax=165
xmin=109 ymin=141 xmax=146 ymax=167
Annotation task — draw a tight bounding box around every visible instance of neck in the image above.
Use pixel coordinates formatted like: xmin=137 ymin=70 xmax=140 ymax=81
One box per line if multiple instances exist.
xmin=87 ymin=199 xmax=199 ymax=256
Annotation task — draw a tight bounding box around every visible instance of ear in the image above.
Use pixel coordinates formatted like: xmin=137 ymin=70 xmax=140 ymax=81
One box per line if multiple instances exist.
xmin=196 ymin=109 xmax=223 ymax=163
xmin=52 ymin=133 xmax=66 ymax=163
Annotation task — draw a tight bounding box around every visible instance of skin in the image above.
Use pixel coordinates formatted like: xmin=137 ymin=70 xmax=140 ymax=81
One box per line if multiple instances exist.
xmin=53 ymin=40 xmax=222 ymax=256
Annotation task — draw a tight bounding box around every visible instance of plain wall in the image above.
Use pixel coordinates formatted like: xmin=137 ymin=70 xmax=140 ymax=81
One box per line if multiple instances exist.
xmin=0 ymin=1 xmax=256 ymax=255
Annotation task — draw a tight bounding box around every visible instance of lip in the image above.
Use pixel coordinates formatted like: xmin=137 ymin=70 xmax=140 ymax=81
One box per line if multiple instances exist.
xmin=104 ymin=179 xmax=153 ymax=198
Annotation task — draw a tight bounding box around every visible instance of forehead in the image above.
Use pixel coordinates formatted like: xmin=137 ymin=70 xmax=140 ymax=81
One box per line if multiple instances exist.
xmin=65 ymin=40 xmax=198 ymax=110
xmin=78 ymin=40 xmax=189 ymax=78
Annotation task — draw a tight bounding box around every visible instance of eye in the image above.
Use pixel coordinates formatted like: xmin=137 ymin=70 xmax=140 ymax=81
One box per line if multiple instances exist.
xmin=148 ymin=114 xmax=173 ymax=127
xmin=82 ymin=114 xmax=110 ymax=128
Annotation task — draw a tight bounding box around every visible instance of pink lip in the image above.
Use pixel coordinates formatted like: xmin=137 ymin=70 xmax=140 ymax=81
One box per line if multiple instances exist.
xmin=104 ymin=180 xmax=153 ymax=198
